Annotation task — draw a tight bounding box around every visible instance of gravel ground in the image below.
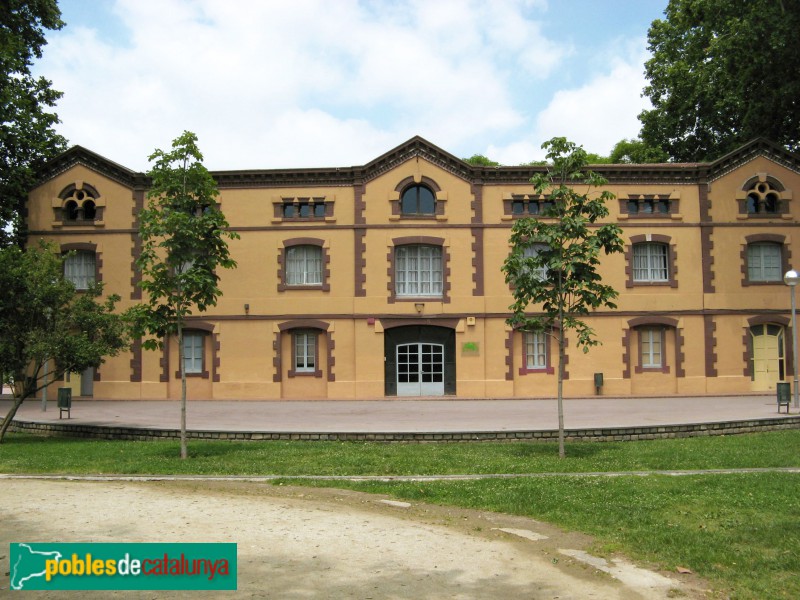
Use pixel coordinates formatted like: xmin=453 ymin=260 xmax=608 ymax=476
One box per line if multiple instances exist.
xmin=1 ymin=479 xmax=710 ymax=599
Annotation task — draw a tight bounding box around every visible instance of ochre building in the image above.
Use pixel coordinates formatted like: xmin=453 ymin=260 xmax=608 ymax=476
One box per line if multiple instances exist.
xmin=26 ymin=137 xmax=800 ymax=400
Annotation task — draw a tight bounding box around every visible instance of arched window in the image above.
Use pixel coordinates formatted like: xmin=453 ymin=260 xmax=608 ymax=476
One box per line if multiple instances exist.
xmin=746 ymin=182 xmax=780 ymax=214
xmin=58 ymin=184 xmax=101 ymax=222
xmin=64 ymin=200 xmax=80 ymax=220
xmin=83 ymin=200 xmax=97 ymax=220
xmin=738 ymin=175 xmax=788 ymax=216
xmin=401 ymin=184 xmax=436 ymax=216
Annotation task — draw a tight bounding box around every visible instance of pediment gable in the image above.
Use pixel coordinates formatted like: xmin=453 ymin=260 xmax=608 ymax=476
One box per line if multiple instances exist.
xmin=361 ymin=136 xmax=473 ymax=184
xmin=34 ymin=145 xmax=146 ymax=190
xmin=707 ymin=138 xmax=800 ymax=183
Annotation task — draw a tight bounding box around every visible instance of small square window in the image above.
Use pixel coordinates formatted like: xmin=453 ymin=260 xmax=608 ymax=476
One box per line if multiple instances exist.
xmin=286 ymin=245 xmax=322 ymax=286
xmin=633 ymin=243 xmax=668 ymax=282
xmin=747 ymin=242 xmax=782 ymax=282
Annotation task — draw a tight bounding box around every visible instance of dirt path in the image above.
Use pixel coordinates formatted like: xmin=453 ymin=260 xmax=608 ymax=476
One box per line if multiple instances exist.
xmin=0 ymin=479 xmax=708 ymax=599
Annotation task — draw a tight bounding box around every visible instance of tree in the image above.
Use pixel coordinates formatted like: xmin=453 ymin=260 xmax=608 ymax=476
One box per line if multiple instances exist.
xmin=1 ymin=0 xmax=68 ymax=246
xmin=583 ymin=152 xmax=612 ymax=165
xmin=639 ymin=0 xmax=800 ymax=162
xmin=609 ymin=138 xmax=669 ymax=164
xmin=463 ymin=154 xmax=500 ymax=167
xmin=0 ymin=242 xmax=129 ymax=442
xmin=130 ymin=131 xmax=239 ymax=459
xmin=502 ymin=137 xmax=624 ymax=458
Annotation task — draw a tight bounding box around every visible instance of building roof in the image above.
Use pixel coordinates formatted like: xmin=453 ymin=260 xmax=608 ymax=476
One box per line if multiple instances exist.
xmin=33 ymin=136 xmax=800 ymax=191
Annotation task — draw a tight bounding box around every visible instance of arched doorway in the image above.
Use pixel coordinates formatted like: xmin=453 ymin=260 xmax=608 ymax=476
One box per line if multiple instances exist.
xmin=384 ymin=325 xmax=455 ymax=396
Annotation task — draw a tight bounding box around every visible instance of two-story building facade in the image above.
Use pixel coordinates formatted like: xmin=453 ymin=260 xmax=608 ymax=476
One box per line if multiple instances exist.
xmin=25 ymin=136 xmax=800 ymax=400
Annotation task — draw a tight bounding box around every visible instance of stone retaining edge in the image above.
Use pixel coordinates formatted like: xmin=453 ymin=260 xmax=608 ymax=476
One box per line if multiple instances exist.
xmin=4 ymin=416 xmax=800 ymax=442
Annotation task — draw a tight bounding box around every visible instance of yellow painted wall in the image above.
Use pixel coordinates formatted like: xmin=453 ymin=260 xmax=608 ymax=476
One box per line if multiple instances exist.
xmin=24 ymin=140 xmax=800 ymax=401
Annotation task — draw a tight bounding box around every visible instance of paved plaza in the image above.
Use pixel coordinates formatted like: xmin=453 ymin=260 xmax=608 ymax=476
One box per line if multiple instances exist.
xmin=2 ymin=393 xmax=795 ymax=435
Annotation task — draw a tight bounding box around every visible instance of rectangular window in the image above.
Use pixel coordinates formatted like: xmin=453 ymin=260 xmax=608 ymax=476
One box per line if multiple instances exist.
xmin=64 ymin=251 xmax=96 ymax=290
xmin=396 ymin=245 xmax=443 ymax=297
xmin=747 ymin=243 xmax=782 ymax=282
xmin=524 ymin=331 xmax=547 ymax=370
xmin=523 ymin=244 xmax=549 ymax=281
xmin=183 ymin=332 xmax=204 ymax=374
xmin=641 ymin=327 xmax=662 ymax=368
xmin=294 ymin=331 xmax=316 ymax=372
xmin=286 ymin=246 xmax=322 ymax=286
xmin=633 ymin=243 xmax=668 ymax=282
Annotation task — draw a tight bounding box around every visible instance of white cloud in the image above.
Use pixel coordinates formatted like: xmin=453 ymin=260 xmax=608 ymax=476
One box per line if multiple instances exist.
xmin=37 ymin=0 xmax=652 ymax=170
xmin=533 ymin=41 xmax=651 ymax=156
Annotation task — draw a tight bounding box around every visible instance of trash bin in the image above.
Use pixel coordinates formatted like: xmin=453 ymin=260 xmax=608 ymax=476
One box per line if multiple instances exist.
xmin=777 ymin=382 xmax=790 ymax=414
xmin=594 ymin=373 xmax=604 ymax=395
xmin=57 ymin=388 xmax=72 ymax=419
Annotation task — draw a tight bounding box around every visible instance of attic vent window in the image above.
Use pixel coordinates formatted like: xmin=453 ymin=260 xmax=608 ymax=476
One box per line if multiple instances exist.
xmin=737 ymin=176 xmax=789 ymax=217
xmin=56 ymin=183 xmax=103 ymax=226
xmin=746 ymin=181 xmax=780 ymax=214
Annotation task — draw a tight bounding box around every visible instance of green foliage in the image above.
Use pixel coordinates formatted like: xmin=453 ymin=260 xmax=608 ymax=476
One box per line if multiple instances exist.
xmin=0 ymin=0 xmax=67 ymax=246
xmin=609 ymin=138 xmax=669 ymax=163
xmin=462 ymin=153 xmax=500 ymax=167
xmin=583 ymin=152 xmax=612 ymax=164
xmin=131 ymin=131 xmax=239 ymax=349
xmin=640 ymin=0 xmax=800 ymax=161
xmin=502 ymin=137 xmax=623 ymax=350
xmin=130 ymin=131 xmax=238 ymax=458
xmin=0 ymin=242 xmax=129 ymax=441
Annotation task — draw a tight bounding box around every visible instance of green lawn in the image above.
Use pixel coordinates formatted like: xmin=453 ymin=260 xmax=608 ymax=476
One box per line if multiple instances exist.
xmin=1 ymin=430 xmax=799 ymax=599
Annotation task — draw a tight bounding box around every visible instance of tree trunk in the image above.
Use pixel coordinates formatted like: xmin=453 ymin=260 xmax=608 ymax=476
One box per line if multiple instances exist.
xmin=0 ymin=394 xmax=27 ymax=443
xmin=557 ymin=329 xmax=566 ymax=459
xmin=178 ymin=320 xmax=188 ymax=459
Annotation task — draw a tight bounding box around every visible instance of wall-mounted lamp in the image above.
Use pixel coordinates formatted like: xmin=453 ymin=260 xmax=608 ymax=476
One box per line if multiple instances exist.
xmin=244 ymin=303 xmax=250 ymax=315
xmin=414 ymin=303 xmax=424 ymax=314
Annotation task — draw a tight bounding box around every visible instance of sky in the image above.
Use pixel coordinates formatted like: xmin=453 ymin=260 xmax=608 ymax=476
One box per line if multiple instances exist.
xmin=34 ymin=0 xmax=668 ymax=172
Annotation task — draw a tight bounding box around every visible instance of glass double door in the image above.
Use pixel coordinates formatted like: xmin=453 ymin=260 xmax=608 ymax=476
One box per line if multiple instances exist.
xmin=396 ymin=343 xmax=445 ymax=396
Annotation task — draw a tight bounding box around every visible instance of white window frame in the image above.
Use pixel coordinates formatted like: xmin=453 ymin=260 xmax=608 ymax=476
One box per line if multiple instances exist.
xmin=286 ymin=245 xmax=322 ymax=286
xmin=64 ymin=251 xmax=96 ymax=290
xmin=183 ymin=331 xmax=204 ymax=374
xmin=294 ymin=330 xmax=317 ymax=373
xmin=395 ymin=245 xmax=443 ymax=297
xmin=524 ymin=331 xmax=547 ymax=370
xmin=633 ymin=243 xmax=668 ymax=282
xmin=747 ymin=242 xmax=782 ymax=282
xmin=640 ymin=327 xmax=663 ymax=369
